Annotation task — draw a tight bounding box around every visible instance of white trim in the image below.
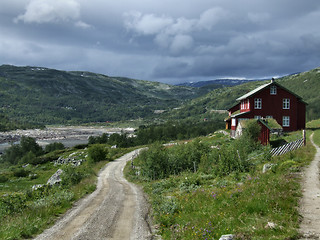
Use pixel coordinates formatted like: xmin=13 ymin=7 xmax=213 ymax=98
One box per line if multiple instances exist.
xmin=270 ymin=85 xmax=277 ymax=95
xmin=283 ymin=98 xmax=290 ymax=109
xmin=283 ymin=116 xmax=290 ymax=127
xmin=254 ymin=98 xmax=262 ymax=109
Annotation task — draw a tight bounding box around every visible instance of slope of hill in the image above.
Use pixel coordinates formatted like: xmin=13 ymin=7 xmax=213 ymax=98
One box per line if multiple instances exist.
xmin=0 ymin=65 xmax=211 ymax=125
xmin=166 ymin=67 xmax=320 ymax=122
xmin=177 ymin=79 xmax=258 ymax=88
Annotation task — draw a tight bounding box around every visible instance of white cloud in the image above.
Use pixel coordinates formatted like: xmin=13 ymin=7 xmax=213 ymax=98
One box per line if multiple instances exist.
xmin=14 ymin=0 xmax=82 ymax=24
xmin=170 ymin=34 xmax=194 ymax=54
xmin=124 ymin=11 xmax=173 ymax=35
xmin=75 ymin=20 xmax=92 ymax=29
xmin=124 ymin=7 xmax=229 ymax=54
xmin=197 ymin=7 xmax=229 ymax=30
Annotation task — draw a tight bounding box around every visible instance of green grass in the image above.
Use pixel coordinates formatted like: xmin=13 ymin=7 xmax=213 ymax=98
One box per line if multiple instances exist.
xmin=313 ymin=129 xmax=320 ymax=146
xmin=0 ymin=145 xmax=130 ymax=239
xmin=125 ymin=131 xmax=316 ymax=239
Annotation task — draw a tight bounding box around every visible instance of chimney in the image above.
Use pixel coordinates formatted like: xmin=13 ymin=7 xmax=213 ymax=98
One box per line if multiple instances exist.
xmin=271 ymin=78 xmax=275 ymax=83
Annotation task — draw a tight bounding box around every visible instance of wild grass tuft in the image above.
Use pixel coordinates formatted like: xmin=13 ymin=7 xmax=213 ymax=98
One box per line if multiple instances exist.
xmin=125 ymin=131 xmax=316 ymax=239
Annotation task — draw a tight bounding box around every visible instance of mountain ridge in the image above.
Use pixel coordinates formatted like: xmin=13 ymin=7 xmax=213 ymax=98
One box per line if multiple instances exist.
xmin=0 ymin=65 xmax=213 ymax=125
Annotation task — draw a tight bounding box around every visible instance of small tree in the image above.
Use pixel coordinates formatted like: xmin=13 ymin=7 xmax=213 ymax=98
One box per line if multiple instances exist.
xmin=44 ymin=142 xmax=65 ymax=153
xmin=88 ymin=144 xmax=108 ymax=163
xmin=242 ymin=119 xmax=261 ymax=142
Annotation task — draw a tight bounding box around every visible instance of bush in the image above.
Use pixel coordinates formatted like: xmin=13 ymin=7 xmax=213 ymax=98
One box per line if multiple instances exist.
xmin=0 ymin=175 xmax=8 ymax=183
xmin=44 ymin=142 xmax=65 ymax=153
xmin=61 ymin=166 xmax=85 ymax=187
xmin=140 ymin=143 xmax=169 ymax=180
xmin=241 ymin=119 xmax=261 ymax=142
xmin=88 ymin=144 xmax=108 ymax=163
xmin=2 ymin=136 xmax=43 ymax=165
xmin=13 ymin=168 xmax=30 ymax=178
xmin=0 ymin=192 xmax=27 ymax=218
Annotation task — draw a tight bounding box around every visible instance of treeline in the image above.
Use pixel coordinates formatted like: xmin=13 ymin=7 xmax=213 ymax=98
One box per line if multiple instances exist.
xmin=1 ymin=136 xmax=65 ymax=165
xmin=0 ymin=114 xmax=44 ymax=132
xmin=88 ymin=120 xmax=224 ymax=147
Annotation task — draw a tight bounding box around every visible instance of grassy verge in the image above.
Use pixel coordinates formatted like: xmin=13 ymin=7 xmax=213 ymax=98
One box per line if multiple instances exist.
xmin=125 ymin=132 xmax=315 ymax=239
xmin=0 ymin=145 xmax=131 ymax=239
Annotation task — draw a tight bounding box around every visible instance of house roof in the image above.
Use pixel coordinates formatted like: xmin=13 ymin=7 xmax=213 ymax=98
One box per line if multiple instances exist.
xmin=236 ymin=81 xmax=307 ymax=104
xmin=258 ymin=118 xmax=282 ymax=130
xmin=224 ymin=110 xmax=250 ymax=121
xmin=236 ymin=82 xmax=272 ymax=101
xmin=238 ymin=118 xmax=282 ymax=130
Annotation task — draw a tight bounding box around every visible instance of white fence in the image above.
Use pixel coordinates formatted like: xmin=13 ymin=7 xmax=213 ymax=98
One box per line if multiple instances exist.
xmin=270 ymin=138 xmax=304 ymax=156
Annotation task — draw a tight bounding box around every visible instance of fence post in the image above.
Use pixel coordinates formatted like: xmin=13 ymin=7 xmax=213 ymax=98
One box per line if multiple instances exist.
xmin=303 ymin=129 xmax=306 ymax=146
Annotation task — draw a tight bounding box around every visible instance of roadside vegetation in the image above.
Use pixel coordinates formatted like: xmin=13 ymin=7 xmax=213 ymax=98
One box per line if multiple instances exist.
xmin=0 ymin=118 xmax=318 ymax=239
xmin=125 ymin=122 xmax=316 ymax=239
xmin=0 ymin=137 xmax=130 ymax=239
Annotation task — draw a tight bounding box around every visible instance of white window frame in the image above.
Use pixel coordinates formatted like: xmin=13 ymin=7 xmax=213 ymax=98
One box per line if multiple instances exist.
xmin=283 ymin=98 xmax=290 ymax=109
xmin=283 ymin=116 xmax=290 ymax=127
xmin=254 ymin=98 xmax=262 ymax=109
xmin=231 ymin=118 xmax=236 ymax=127
xmin=270 ymin=86 xmax=277 ymax=95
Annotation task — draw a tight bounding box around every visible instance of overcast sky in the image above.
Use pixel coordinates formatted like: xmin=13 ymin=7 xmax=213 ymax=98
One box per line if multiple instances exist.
xmin=1 ymin=0 xmax=320 ymax=84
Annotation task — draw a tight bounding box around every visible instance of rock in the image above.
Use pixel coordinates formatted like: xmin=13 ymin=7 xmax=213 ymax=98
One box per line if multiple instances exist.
xmin=219 ymin=234 xmax=234 ymax=240
xmin=262 ymin=163 xmax=275 ymax=173
xmin=47 ymin=169 xmax=64 ymax=185
xmin=22 ymin=163 xmax=30 ymax=168
xmin=265 ymin=221 xmax=277 ymax=229
xmin=32 ymin=184 xmax=44 ymax=190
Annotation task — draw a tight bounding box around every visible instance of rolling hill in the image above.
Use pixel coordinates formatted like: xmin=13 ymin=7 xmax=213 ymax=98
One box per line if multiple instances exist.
xmin=0 ymin=65 xmax=212 ymax=125
xmin=166 ymin=67 xmax=320 ymax=122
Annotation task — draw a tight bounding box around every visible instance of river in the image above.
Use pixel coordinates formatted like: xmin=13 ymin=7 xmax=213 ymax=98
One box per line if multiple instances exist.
xmin=0 ymin=126 xmax=135 ymax=153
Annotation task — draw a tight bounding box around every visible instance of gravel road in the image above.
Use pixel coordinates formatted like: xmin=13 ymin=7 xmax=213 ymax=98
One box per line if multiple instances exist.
xmin=34 ymin=149 xmax=153 ymax=240
xmin=299 ymin=133 xmax=320 ymax=239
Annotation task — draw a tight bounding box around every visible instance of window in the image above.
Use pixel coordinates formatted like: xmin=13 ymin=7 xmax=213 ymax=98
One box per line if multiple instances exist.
xmin=283 ymin=116 xmax=290 ymax=127
xmin=266 ymin=116 xmax=273 ymax=119
xmin=270 ymin=86 xmax=277 ymax=95
xmin=254 ymin=98 xmax=262 ymax=109
xmin=231 ymin=118 xmax=236 ymax=127
xmin=254 ymin=116 xmax=261 ymax=119
xmin=283 ymin=98 xmax=290 ymax=109
xmin=241 ymin=99 xmax=249 ymax=110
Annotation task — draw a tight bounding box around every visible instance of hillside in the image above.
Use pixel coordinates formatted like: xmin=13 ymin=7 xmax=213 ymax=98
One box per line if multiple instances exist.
xmin=167 ymin=67 xmax=320 ymax=122
xmin=177 ymin=78 xmax=262 ymax=88
xmin=0 ymin=65 xmax=211 ymax=125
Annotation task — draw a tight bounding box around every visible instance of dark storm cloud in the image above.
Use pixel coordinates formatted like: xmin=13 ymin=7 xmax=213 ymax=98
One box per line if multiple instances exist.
xmin=1 ymin=0 xmax=320 ymax=84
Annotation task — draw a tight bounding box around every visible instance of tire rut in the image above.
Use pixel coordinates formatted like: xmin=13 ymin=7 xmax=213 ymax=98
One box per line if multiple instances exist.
xmin=34 ymin=149 xmax=152 ymax=240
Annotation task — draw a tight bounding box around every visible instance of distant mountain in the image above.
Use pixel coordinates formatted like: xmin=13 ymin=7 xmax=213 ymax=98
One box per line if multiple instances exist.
xmin=177 ymin=79 xmax=265 ymax=88
xmin=167 ymin=67 xmax=320 ymax=122
xmin=0 ymin=65 xmax=212 ymax=125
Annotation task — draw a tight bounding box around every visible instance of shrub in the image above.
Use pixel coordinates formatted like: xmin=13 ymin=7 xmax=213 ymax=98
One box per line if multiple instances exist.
xmin=61 ymin=166 xmax=85 ymax=187
xmin=44 ymin=142 xmax=65 ymax=153
xmin=0 ymin=174 xmax=8 ymax=183
xmin=0 ymin=192 xmax=27 ymax=218
xmin=241 ymin=119 xmax=261 ymax=142
xmin=88 ymin=144 xmax=108 ymax=163
xmin=140 ymin=143 xmax=169 ymax=180
xmin=13 ymin=168 xmax=30 ymax=178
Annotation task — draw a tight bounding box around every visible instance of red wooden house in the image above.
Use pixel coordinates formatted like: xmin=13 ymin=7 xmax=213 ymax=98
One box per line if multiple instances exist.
xmin=225 ymin=78 xmax=306 ymax=138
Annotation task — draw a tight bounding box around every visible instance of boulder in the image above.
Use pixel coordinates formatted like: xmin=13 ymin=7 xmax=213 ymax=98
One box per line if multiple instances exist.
xmin=47 ymin=169 xmax=64 ymax=185
xmin=219 ymin=234 xmax=234 ymax=240
xmin=262 ymin=163 xmax=275 ymax=173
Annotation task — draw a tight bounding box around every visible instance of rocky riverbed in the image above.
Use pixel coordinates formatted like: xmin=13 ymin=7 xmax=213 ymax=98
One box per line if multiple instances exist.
xmin=0 ymin=126 xmax=135 ymax=152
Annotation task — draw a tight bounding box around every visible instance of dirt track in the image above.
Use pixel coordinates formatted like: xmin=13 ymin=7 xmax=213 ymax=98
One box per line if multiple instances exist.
xmin=299 ymin=133 xmax=320 ymax=239
xmin=34 ymin=149 xmax=153 ymax=240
